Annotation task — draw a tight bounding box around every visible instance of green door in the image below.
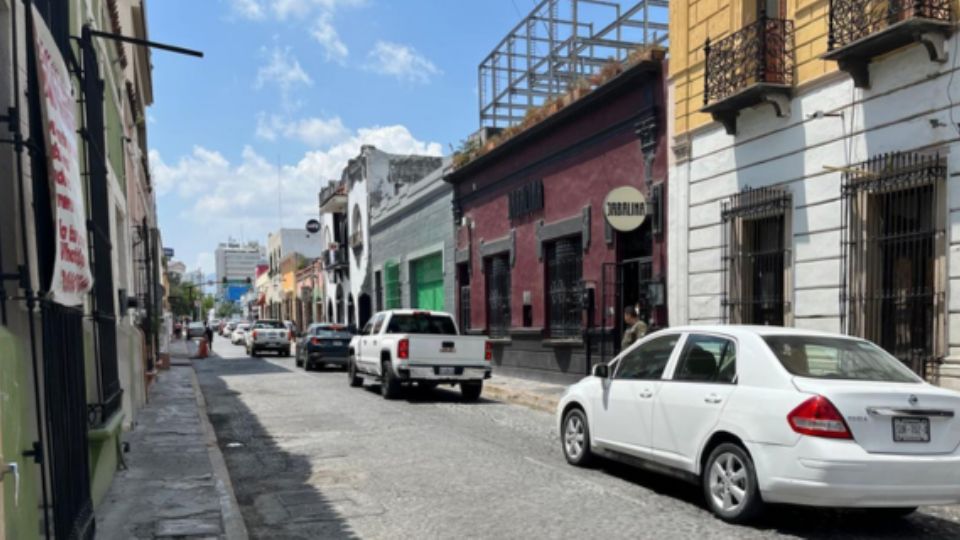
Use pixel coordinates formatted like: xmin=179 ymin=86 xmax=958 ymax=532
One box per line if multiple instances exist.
xmin=411 ymin=253 xmax=444 ymax=311
xmin=384 ymin=261 xmax=401 ymax=309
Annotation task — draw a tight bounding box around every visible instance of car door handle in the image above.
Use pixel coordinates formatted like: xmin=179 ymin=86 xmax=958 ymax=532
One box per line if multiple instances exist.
xmin=638 ymin=390 xmax=654 ymax=399
xmin=704 ymin=394 xmax=723 ymax=404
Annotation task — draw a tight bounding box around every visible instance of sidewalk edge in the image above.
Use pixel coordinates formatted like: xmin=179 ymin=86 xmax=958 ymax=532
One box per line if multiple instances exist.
xmin=189 ymin=365 xmax=249 ymax=540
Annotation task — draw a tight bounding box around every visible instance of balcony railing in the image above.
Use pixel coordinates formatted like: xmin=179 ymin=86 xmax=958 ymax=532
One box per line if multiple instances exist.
xmin=324 ymin=247 xmax=348 ymax=271
xmin=703 ymin=15 xmax=795 ymax=135
xmin=825 ymin=0 xmax=952 ymax=87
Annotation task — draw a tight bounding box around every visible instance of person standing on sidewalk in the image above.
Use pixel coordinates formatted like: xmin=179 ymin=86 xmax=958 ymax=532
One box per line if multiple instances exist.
xmin=621 ymin=306 xmax=647 ymax=350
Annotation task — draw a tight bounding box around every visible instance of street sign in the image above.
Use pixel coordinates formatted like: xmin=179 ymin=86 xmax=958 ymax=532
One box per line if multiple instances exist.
xmin=163 ymin=247 xmax=175 ymax=258
xmin=603 ymin=186 xmax=648 ymax=232
xmin=306 ymin=219 xmax=321 ymax=234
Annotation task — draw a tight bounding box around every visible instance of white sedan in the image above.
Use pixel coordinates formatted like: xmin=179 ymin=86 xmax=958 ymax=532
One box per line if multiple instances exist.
xmin=557 ymin=326 xmax=960 ymax=523
xmin=231 ymin=323 xmax=251 ymax=345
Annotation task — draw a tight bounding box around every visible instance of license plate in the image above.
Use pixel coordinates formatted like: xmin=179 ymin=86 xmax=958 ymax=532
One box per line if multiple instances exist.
xmin=440 ymin=347 xmax=455 ymax=353
xmin=893 ymin=417 xmax=930 ymax=443
xmin=438 ymin=367 xmax=456 ymax=376
xmin=332 ymin=341 xmax=344 ymax=346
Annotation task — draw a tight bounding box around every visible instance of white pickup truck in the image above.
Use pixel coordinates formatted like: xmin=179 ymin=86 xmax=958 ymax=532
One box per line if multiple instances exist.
xmin=245 ymin=319 xmax=292 ymax=357
xmin=347 ymin=310 xmax=491 ymax=400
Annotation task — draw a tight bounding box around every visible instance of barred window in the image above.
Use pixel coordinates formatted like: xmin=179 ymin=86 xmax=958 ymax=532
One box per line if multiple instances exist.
xmin=841 ymin=152 xmax=947 ymax=377
xmin=485 ymin=254 xmax=511 ymax=338
xmin=721 ymin=187 xmax=791 ymax=326
xmin=546 ymin=236 xmax=583 ymax=338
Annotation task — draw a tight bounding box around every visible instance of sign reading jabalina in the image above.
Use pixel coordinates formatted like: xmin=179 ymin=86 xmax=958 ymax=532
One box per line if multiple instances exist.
xmin=33 ymin=6 xmax=93 ymax=306
xmin=603 ymin=186 xmax=648 ymax=232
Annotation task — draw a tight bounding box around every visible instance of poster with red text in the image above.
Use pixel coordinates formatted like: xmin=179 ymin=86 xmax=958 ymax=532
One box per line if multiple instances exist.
xmin=33 ymin=7 xmax=93 ymax=306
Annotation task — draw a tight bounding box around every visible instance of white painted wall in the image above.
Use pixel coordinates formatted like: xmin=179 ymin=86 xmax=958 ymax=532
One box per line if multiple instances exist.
xmin=670 ymin=38 xmax=960 ymax=383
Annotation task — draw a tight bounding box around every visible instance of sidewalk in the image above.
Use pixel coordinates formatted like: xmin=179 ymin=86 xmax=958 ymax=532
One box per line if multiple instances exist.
xmin=482 ymin=374 xmax=570 ymax=413
xmin=96 ymin=340 xmax=247 ymax=540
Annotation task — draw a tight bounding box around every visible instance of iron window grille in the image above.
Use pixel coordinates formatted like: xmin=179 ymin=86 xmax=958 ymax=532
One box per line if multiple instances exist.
xmin=827 ymin=0 xmax=951 ymax=51
xmin=651 ymin=183 xmax=664 ymax=237
xmin=460 ymin=285 xmax=472 ymax=332
xmin=546 ymin=236 xmax=583 ymax=339
xmin=721 ymin=187 xmax=792 ymax=326
xmin=841 ymin=152 xmax=947 ymax=377
xmin=485 ymin=254 xmax=511 ymax=338
xmin=703 ymin=15 xmax=795 ymax=106
xmin=508 ymin=180 xmax=544 ymax=221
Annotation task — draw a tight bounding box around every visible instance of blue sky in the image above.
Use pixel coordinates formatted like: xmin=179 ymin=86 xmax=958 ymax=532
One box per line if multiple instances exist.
xmin=147 ymin=0 xmax=528 ymax=275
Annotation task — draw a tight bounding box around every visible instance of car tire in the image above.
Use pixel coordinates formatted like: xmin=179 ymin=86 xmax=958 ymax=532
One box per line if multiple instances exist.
xmin=460 ymin=381 xmax=483 ymax=402
xmin=284 ymin=347 xmax=291 ymax=358
xmin=348 ymin=356 xmax=363 ymax=387
xmin=295 ymin=352 xmax=303 ymax=368
xmin=702 ymin=443 xmax=764 ymax=524
xmin=561 ymin=408 xmax=594 ymax=467
xmin=380 ymin=361 xmax=401 ymax=400
xmin=250 ymin=348 xmax=259 ymax=358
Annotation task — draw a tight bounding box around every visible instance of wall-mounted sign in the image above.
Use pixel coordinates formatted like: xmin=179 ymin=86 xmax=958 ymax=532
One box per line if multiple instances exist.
xmin=603 ymin=186 xmax=648 ymax=232
xmin=163 ymin=247 xmax=175 ymax=258
xmin=306 ymin=219 xmax=321 ymax=234
xmin=34 ymin=7 xmax=93 ymax=306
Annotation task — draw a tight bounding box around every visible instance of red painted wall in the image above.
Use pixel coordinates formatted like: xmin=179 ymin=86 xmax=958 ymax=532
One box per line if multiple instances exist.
xmin=453 ymin=62 xmax=668 ymax=332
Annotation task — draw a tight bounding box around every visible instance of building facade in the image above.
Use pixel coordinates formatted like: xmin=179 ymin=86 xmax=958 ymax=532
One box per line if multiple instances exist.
xmin=265 ymin=228 xmax=322 ymax=320
xmin=214 ymin=240 xmax=261 ymax=302
xmin=668 ymin=0 xmax=960 ymax=388
xmin=446 ymin=55 xmax=669 ymax=383
xmin=369 ymin=159 xmax=450 ymax=314
xmin=0 ymin=0 xmax=164 ymax=538
xmin=294 ymin=257 xmax=323 ymax=329
xmin=319 ymin=146 xmax=443 ymax=328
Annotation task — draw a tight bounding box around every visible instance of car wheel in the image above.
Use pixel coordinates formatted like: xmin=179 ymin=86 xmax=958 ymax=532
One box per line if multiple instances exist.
xmin=460 ymin=381 xmax=483 ymax=402
xmin=295 ymin=351 xmax=303 ymax=368
xmin=250 ymin=348 xmax=259 ymax=358
xmin=380 ymin=361 xmax=401 ymax=400
xmin=561 ymin=408 xmax=594 ymax=467
xmin=284 ymin=347 xmax=291 ymax=358
xmin=703 ymin=443 xmax=764 ymax=524
xmin=348 ymin=357 xmax=363 ymax=387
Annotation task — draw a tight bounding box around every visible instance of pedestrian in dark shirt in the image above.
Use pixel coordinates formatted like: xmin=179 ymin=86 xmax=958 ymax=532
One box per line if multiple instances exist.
xmin=205 ymin=324 xmax=214 ymax=351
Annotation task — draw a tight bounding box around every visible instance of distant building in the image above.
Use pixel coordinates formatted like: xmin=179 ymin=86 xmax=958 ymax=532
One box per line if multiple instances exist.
xmin=265 ymin=229 xmax=323 ymax=319
xmin=167 ymin=260 xmax=187 ymax=279
xmin=215 ymin=241 xmax=262 ymax=302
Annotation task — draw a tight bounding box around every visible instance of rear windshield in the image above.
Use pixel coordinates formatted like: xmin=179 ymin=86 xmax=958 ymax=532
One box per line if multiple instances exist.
xmin=763 ymin=336 xmax=921 ymax=383
xmin=386 ymin=314 xmax=458 ymax=335
xmin=315 ymin=330 xmax=352 ymax=339
xmin=237 ymin=324 xmax=250 ymax=330
xmin=253 ymin=320 xmax=285 ymax=329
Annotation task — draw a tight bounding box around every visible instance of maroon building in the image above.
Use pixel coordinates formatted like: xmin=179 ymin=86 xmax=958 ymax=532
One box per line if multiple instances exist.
xmin=445 ymin=58 xmax=668 ymax=383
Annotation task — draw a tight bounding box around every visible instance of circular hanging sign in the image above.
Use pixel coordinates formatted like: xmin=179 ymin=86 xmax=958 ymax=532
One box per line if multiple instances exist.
xmin=305 ymin=219 xmax=321 ymax=234
xmin=603 ymin=186 xmax=648 ymax=232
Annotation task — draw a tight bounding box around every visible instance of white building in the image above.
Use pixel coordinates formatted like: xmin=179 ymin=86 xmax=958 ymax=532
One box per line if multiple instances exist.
xmin=167 ymin=260 xmax=186 ymax=279
xmin=668 ymin=11 xmax=960 ymax=389
xmin=215 ymin=241 xmax=262 ymax=300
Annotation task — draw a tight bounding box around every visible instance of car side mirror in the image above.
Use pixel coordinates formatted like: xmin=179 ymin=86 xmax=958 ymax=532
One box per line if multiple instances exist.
xmin=592 ymin=364 xmax=609 ymax=378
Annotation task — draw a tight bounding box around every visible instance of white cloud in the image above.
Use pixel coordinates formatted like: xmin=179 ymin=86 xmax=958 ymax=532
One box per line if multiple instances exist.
xmin=228 ymin=0 xmax=265 ymax=20
xmin=255 ymin=45 xmax=313 ymax=94
xmin=310 ymin=13 xmax=349 ymax=63
xmin=271 ymin=0 xmax=364 ymax=19
xmin=256 ymin=113 xmax=350 ymax=147
xmin=151 ymin=124 xmax=442 ymax=240
xmin=365 ymin=41 xmax=440 ymax=84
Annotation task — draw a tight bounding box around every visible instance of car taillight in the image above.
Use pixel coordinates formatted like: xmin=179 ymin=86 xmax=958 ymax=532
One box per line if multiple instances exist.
xmin=252 ymin=331 xmax=258 ymax=339
xmin=289 ymin=330 xmax=294 ymax=340
xmin=787 ymin=395 xmax=852 ymax=439
xmin=484 ymin=341 xmax=492 ymax=361
xmin=311 ymin=337 xmax=321 ymax=346
xmin=398 ymin=338 xmax=409 ymax=360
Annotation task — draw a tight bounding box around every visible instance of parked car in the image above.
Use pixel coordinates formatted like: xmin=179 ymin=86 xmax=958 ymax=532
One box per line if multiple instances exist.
xmin=246 ymin=319 xmax=291 ymax=357
xmin=208 ymin=319 xmax=221 ymax=333
xmin=347 ymin=310 xmax=491 ymax=400
xmin=222 ymin=321 xmax=238 ymax=337
xmin=186 ymin=322 xmax=205 ymax=339
xmin=296 ymin=323 xmax=354 ymax=371
xmin=557 ymin=326 xmax=960 ymax=523
xmin=231 ymin=323 xmax=251 ymax=345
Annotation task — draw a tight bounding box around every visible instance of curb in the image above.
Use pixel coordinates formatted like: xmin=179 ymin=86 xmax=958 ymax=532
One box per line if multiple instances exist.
xmin=482 ymin=383 xmax=560 ymax=413
xmin=189 ymin=366 xmax=249 ymax=540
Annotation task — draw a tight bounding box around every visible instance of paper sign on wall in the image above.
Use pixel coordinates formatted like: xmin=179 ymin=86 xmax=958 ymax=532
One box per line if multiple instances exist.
xmin=33 ymin=7 xmax=93 ymax=306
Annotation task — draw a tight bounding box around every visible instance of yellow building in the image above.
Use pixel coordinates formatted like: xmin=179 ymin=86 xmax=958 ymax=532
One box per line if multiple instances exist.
xmin=667 ymin=0 xmax=960 ymax=387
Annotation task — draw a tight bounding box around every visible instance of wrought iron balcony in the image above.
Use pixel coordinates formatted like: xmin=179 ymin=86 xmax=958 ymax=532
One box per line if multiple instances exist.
xmin=324 ymin=247 xmax=348 ymax=271
xmin=702 ymin=15 xmax=795 ymax=135
xmin=824 ymin=0 xmax=952 ymax=88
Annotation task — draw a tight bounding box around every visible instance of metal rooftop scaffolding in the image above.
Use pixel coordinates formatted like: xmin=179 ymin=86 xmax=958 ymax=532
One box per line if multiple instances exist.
xmin=479 ymin=0 xmax=669 ymax=128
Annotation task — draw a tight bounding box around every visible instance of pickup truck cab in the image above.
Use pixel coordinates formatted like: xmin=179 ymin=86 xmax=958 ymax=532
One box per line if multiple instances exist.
xmin=347 ymin=310 xmax=492 ymax=401
xmin=245 ymin=319 xmax=292 ymax=357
